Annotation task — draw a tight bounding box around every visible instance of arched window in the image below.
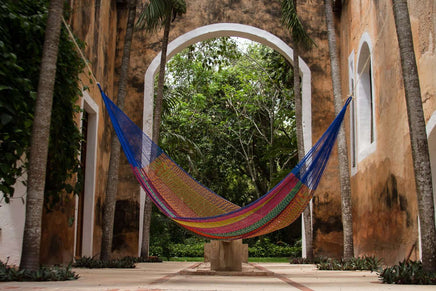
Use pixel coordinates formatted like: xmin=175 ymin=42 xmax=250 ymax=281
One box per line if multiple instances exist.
xmin=356 ymin=33 xmax=376 ymax=161
xmin=348 ymin=51 xmax=357 ymax=174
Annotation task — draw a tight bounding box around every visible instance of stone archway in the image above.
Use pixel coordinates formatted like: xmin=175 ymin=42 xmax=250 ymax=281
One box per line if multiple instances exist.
xmin=138 ymin=23 xmax=313 ymax=254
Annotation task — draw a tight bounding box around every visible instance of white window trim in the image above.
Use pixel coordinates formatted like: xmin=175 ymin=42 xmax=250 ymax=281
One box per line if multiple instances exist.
xmin=356 ymin=32 xmax=376 ymax=163
xmin=348 ymin=50 xmax=357 ymax=176
xmin=74 ymin=90 xmax=98 ymax=258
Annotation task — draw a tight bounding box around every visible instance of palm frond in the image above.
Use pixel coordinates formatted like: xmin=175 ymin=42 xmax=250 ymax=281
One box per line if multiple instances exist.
xmin=136 ymin=0 xmax=186 ymax=32
xmin=171 ymin=0 xmax=187 ymax=17
xmin=162 ymin=90 xmax=181 ymax=115
xmin=281 ymin=0 xmax=316 ymax=49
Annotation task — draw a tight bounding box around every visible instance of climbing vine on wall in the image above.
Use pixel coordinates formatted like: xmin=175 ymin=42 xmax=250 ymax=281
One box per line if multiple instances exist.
xmin=0 ymin=0 xmax=84 ymax=208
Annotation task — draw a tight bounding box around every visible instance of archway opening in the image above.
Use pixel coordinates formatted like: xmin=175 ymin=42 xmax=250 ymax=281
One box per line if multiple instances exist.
xmin=140 ymin=23 xmax=312 ymax=255
xmin=143 ymin=24 xmax=312 ymax=150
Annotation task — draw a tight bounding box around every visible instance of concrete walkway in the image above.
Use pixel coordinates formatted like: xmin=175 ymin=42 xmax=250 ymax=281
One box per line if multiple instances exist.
xmin=1 ymin=262 xmax=435 ymax=291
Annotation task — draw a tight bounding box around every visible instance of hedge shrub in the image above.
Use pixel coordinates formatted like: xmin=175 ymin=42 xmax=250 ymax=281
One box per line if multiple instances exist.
xmin=150 ymin=237 xmax=301 ymax=258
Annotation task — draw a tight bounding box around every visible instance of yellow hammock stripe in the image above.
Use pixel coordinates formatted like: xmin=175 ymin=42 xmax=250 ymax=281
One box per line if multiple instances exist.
xmin=172 ymin=193 xmax=273 ymax=228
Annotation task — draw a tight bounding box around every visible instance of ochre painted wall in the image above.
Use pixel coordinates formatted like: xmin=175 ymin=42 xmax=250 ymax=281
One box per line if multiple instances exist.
xmin=338 ymin=0 xmax=435 ymax=264
xmin=40 ymin=0 xmax=124 ymax=263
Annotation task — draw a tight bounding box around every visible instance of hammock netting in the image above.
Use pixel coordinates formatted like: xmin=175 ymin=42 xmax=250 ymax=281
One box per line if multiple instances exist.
xmin=98 ymin=84 xmax=351 ymax=240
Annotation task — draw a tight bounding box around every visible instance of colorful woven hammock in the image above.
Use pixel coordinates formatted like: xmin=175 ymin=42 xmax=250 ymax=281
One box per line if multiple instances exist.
xmin=98 ymin=84 xmax=351 ymax=240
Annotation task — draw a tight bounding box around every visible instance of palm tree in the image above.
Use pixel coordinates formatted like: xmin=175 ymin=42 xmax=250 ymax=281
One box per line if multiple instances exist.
xmin=19 ymin=0 xmax=64 ymax=271
xmin=392 ymin=0 xmax=436 ymax=272
xmin=281 ymin=0 xmax=315 ymax=260
xmin=136 ymin=0 xmax=186 ymax=258
xmin=100 ymin=0 xmax=138 ymax=261
xmin=324 ymin=0 xmax=354 ymax=259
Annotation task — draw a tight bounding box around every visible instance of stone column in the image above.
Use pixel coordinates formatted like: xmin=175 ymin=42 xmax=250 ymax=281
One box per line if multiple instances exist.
xmin=204 ymin=239 xmax=248 ymax=272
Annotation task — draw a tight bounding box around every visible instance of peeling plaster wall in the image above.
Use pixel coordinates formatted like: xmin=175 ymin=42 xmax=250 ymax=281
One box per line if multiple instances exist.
xmin=38 ymin=0 xmax=125 ymax=263
xmin=338 ymin=0 xmax=435 ymax=264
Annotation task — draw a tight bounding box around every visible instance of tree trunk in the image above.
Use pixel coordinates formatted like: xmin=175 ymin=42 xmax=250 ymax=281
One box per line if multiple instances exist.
xmin=294 ymin=46 xmax=313 ymax=261
xmin=392 ymin=0 xmax=436 ymax=272
xmin=290 ymin=0 xmax=313 ymax=261
xmin=100 ymin=0 xmax=137 ymax=261
xmin=19 ymin=0 xmax=64 ymax=271
xmin=324 ymin=0 xmax=354 ymax=259
xmin=141 ymin=11 xmax=172 ymax=258
xmin=152 ymin=13 xmax=171 ymax=144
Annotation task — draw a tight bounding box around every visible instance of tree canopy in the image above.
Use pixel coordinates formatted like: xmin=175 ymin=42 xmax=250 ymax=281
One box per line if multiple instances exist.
xmin=0 ymin=0 xmax=84 ymax=206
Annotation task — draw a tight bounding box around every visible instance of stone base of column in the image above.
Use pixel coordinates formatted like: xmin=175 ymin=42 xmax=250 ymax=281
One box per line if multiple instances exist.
xmin=204 ymin=239 xmax=248 ymax=272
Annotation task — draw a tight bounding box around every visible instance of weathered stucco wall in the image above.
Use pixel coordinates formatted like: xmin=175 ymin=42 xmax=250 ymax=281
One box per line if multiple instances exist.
xmin=38 ymin=0 xmax=127 ymax=264
xmin=297 ymin=1 xmax=344 ymax=258
xmin=338 ymin=0 xmax=435 ymax=264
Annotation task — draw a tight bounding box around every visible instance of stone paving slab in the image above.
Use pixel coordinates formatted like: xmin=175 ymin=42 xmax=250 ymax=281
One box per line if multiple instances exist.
xmin=179 ymin=262 xmax=274 ymax=276
xmin=1 ymin=262 xmax=435 ymax=291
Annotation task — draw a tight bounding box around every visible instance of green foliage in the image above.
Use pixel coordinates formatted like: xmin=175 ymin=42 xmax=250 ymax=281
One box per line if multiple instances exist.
xmin=289 ymin=256 xmax=328 ymax=264
xmin=123 ymin=256 xmax=162 ymax=263
xmin=149 ymin=205 xmax=197 ymax=258
xmin=161 ymin=37 xmax=297 ymax=206
xmin=0 ymin=0 xmax=84 ymax=205
xmin=72 ymin=256 xmax=136 ymax=269
xmin=44 ymin=18 xmax=85 ymax=210
xmin=73 ymin=256 xmax=163 ymax=269
xmin=168 ymin=242 xmax=204 ymax=257
xmin=0 ymin=261 xmax=78 ymax=281
xmin=151 ymin=37 xmax=299 ymax=247
xmin=379 ymin=260 xmax=436 ymax=285
xmin=317 ymin=256 xmax=382 ymax=272
xmin=0 ymin=0 xmax=45 ymax=200
xmin=150 ymin=235 xmax=205 ymax=259
xmin=150 ymin=237 xmax=302 ymax=259
xmin=248 ymin=238 xmax=301 ymax=258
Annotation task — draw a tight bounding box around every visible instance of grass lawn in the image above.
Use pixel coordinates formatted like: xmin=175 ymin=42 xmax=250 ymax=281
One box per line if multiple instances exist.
xmin=166 ymin=257 xmax=290 ymax=263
